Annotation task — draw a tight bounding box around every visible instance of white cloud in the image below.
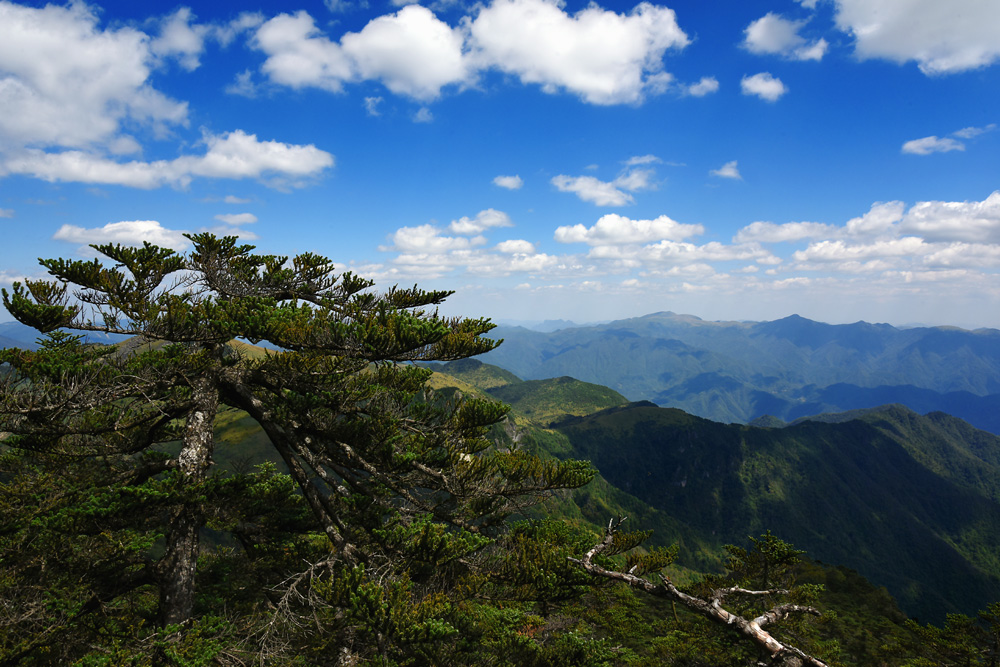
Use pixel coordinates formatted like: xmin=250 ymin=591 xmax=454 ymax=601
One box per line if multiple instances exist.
xmin=792 ymin=237 xmax=930 ymax=264
xmin=829 ymin=0 xmax=1000 ymax=74
xmin=953 ymin=124 xmax=996 ymax=139
xmin=496 ymin=239 xmax=536 ymax=253
xmin=1 ymin=130 xmax=334 ymax=189
xmin=449 ymin=208 xmax=513 ymax=235
xmin=254 ymin=0 xmax=692 ymax=107
xmin=743 ymin=12 xmax=828 ymax=61
xmin=150 ymin=7 xmax=209 ymax=71
xmin=342 ymin=6 xmax=470 ymax=100
xmin=710 ymin=160 xmax=742 ymax=180
xmin=214 ymin=12 xmax=264 ymax=48
xmin=224 ymin=195 xmax=252 ymax=204
xmin=493 ymin=174 xmax=523 ymax=189
xmin=900 ymin=191 xmax=1000 ymax=243
xmin=845 ymin=201 xmax=905 ymax=236
xmin=624 ymin=155 xmax=661 ymax=166
xmin=381 ymin=224 xmax=486 ymax=253
xmin=214 ymin=213 xmax=258 ymax=225
xmin=734 ymin=220 xmax=839 ymax=243
xmin=225 ymin=69 xmax=259 ymax=97
xmin=0 ymin=1 xmax=188 ymax=151
xmin=0 ymin=208 xmax=12 ymax=218
xmin=902 ymin=135 xmax=965 ymax=155
xmin=252 ymin=11 xmax=354 ymax=92
xmin=740 ymin=72 xmax=787 ymax=101
xmin=554 ymin=213 xmax=703 ymax=245
xmin=413 ymin=107 xmax=434 ymax=123
xmin=53 ymin=220 xmax=190 ymax=251
xmin=686 ymin=76 xmax=719 ymax=96
xmin=253 ymin=6 xmax=468 ymax=101
xmin=590 ymin=239 xmax=774 ymax=265
xmin=552 ymin=165 xmax=657 ymax=206
xmin=364 ymin=96 xmax=383 ymax=116
xmin=465 ymin=0 xmax=690 ymax=105
xmin=552 ymin=175 xmax=634 ymax=206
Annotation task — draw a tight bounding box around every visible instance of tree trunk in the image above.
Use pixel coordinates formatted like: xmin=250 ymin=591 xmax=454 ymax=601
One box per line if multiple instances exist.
xmin=158 ymin=369 xmax=218 ymax=626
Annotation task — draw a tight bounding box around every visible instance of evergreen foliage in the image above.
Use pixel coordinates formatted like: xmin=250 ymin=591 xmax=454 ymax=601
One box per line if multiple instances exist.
xmin=0 ymin=235 xmax=593 ymax=663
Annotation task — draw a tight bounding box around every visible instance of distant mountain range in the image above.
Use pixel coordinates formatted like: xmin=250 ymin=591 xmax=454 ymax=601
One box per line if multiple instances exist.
xmin=0 ymin=320 xmax=129 ymax=350
xmin=480 ymin=311 xmax=1000 ymax=434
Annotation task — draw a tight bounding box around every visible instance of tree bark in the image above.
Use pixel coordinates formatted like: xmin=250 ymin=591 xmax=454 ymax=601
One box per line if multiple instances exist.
xmin=158 ymin=369 xmax=218 ymax=626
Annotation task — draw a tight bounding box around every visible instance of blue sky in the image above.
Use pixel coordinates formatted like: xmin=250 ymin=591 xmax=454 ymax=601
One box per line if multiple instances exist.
xmin=0 ymin=0 xmax=998 ymax=328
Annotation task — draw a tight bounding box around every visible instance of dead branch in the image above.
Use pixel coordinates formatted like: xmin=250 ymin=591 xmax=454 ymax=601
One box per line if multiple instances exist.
xmin=568 ymin=517 xmax=828 ymax=667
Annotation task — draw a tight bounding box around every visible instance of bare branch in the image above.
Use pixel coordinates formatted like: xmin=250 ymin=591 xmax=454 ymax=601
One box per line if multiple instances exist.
xmin=569 ymin=517 xmax=829 ymax=667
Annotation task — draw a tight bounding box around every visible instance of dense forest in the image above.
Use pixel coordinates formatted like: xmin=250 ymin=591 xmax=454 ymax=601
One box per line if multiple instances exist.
xmin=2 ymin=236 xmax=1000 ymax=665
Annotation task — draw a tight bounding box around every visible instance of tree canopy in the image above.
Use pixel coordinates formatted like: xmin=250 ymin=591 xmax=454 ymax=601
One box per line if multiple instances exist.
xmin=0 ymin=234 xmax=593 ymax=662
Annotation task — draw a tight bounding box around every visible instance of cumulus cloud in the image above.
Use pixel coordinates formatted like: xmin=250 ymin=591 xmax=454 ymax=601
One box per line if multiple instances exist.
xmin=0 ymin=208 xmax=12 ymax=218
xmin=845 ymin=201 xmax=905 ymax=236
xmin=342 ymin=6 xmax=470 ymax=100
xmin=493 ymin=174 xmax=523 ymax=189
xmin=902 ymin=136 xmax=965 ymax=155
xmin=740 ymin=72 xmax=787 ymax=101
xmin=467 ymin=0 xmax=689 ymax=105
xmin=900 ymin=191 xmax=1000 ymax=243
xmin=251 ymin=0 xmax=690 ymax=106
xmin=254 ymin=6 xmax=468 ymax=101
xmin=0 ymin=1 xmax=188 ymax=152
xmin=413 ymin=107 xmax=434 ymax=123
xmin=554 ymin=213 xmax=703 ymax=245
xmin=743 ymin=12 xmax=828 ymax=61
xmin=829 ymin=0 xmax=1000 ymax=74
xmin=590 ymin=239 xmax=775 ymax=265
xmin=552 ymin=165 xmax=657 ymax=206
xmin=150 ymin=7 xmax=209 ymax=71
xmin=734 ymin=221 xmax=839 ymax=243
xmin=381 ymin=224 xmax=487 ymax=253
xmin=0 ymin=131 xmax=334 ymax=189
xmin=448 ymin=208 xmax=513 ymax=234
xmin=224 ymin=195 xmax=252 ymax=204
xmin=686 ymin=76 xmax=719 ymax=96
xmin=53 ymin=220 xmax=190 ymax=251
xmin=710 ymin=160 xmax=742 ymax=180
xmin=496 ymin=239 xmax=537 ymax=254
xmin=252 ymin=11 xmax=354 ymax=91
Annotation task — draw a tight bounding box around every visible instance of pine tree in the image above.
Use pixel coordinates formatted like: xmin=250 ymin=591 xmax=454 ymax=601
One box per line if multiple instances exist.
xmin=0 ymin=234 xmax=593 ymax=660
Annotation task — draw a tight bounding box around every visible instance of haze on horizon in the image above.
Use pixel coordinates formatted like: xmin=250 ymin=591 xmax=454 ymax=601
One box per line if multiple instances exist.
xmin=0 ymin=0 xmax=998 ymax=328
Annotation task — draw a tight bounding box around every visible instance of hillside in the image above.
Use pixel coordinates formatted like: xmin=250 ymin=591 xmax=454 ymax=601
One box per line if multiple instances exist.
xmin=549 ymin=401 xmax=1000 ymax=621
xmin=430 ymin=359 xmax=1000 ymax=623
xmin=479 ymin=311 xmax=1000 ymax=432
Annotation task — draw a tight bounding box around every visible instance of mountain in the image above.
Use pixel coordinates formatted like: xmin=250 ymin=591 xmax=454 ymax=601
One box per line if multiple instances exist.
xmin=428 ymin=358 xmax=1000 ymax=623
xmin=431 ymin=359 xmax=628 ymax=426
xmin=479 ymin=311 xmax=1000 ymax=433
xmin=549 ymin=400 xmax=1000 ymax=622
xmin=0 ymin=321 xmax=130 ymax=350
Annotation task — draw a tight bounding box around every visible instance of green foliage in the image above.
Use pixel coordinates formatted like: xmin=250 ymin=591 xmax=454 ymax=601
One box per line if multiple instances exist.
xmin=0 ymin=234 xmax=594 ymax=662
xmin=551 ymin=401 xmax=1000 ymax=622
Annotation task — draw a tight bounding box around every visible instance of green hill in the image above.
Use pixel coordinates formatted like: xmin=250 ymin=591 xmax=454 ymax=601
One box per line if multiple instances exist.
xmin=550 ymin=401 xmax=1000 ymax=622
xmin=487 ymin=375 xmax=628 ymax=426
